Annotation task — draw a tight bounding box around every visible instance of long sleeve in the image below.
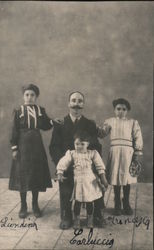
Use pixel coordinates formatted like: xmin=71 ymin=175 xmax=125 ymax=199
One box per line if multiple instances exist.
xmin=92 ymin=150 xmax=106 ymax=175
xmin=97 ymin=119 xmax=111 ymax=139
xmin=56 ymin=150 xmax=73 ymax=174
xmin=87 ymin=119 xmax=102 ymax=155
xmin=40 ymin=107 xmax=53 ymax=131
xmin=10 ymin=109 xmax=19 ymax=151
xmin=132 ymin=120 xmax=143 ymax=155
xmin=49 ymin=123 xmax=64 ymax=165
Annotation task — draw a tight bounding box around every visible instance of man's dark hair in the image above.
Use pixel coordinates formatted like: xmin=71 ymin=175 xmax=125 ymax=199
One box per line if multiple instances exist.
xmin=68 ymin=91 xmax=85 ymax=101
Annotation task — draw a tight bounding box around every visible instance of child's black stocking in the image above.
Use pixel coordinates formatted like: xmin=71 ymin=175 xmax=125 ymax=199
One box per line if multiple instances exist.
xmin=32 ymin=190 xmax=39 ymax=205
xmin=74 ymin=201 xmax=81 ymax=216
xmin=20 ymin=192 xmax=27 ymax=206
xmin=123 ymin=184 xmax=130 ymax=202
xmin=114 ymin=186 xmax=121 ymax=204
xmin=113 ymin=186 xmax=122 ymax=215
xmin=32 ymin=190 xmax=41 ymax=217
xmin=122 ymin=184 xmax=133 ymax=215
xmin=86 ymin=202 xmax=93 ymax=215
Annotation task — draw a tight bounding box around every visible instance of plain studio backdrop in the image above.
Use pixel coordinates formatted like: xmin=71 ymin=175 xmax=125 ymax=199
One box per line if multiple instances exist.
xmin=0 ymin=1 xmax=153 ymax=182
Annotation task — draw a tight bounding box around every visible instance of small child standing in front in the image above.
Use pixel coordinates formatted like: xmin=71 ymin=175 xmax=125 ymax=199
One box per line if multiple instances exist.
xmin=56 ymin=131 xmax=108 ymax=229
xmin=98 ymin=98 xmax=143 ymax=216
xmin=9 ymin=83 xmax=56 ymax=219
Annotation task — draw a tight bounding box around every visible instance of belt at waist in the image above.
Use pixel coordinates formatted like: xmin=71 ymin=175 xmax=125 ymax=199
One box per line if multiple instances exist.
xmin=110 ymin=138 xmax=133 ymax=147
xmin=19 ymin=128 xmax=40 ymax=132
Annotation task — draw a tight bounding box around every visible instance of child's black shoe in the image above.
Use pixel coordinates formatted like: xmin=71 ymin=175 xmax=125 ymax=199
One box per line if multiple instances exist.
xmin=122 ymin=198 xmax=133 ymax=215
xmin=19 ymin=203 xmax=27 ymax=218
xmin=73 ymin=215 xmax=80 ymax=230
xmin=32 ymin=203 xmax=42 ymax=218
xmin=100 ymin=209 xmax=107 ymax=228
xmin=60 ymin=218 xmax=72 ymax=230
xmin=114 ymin=207 xmax=122 ymax=216
xmin=114 ymin=202 xmax=122 ymax=216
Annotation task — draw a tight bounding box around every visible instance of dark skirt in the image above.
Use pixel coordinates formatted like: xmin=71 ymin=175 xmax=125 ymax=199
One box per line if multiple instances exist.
xmin=9 ymin=129 xmax=52 ymax=192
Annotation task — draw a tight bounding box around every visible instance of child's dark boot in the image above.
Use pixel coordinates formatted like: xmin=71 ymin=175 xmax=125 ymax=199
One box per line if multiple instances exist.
xmin=73 ymin=215 xmax=80 ymax=230
xmin=114 ymin=201 xmax=122 ymax=216
xmin=32 ymin=191 xmax=42 ymax=218
xmin=87 ymin=214 xmax=93 ymax=228
xmin=99 ymin=209 xmax=107 ymax=228
xmin=19 ymin=202 xmax=27 ymax=218
xmin=19 ymin=192 xmax=27 ymax=218
xmin=122 ymin=198 xmax=133 ymax=215
xmin=32 ymin=201 xmax=42 ymax=218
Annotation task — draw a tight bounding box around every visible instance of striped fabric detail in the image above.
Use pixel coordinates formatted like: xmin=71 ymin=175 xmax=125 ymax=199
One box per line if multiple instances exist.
xmin=111 ymin=138 xmax=133 ymax=147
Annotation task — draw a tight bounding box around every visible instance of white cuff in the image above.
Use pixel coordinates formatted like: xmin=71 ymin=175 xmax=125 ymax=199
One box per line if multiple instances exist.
xmin=11 ymin=145 xmax=18 ymax=151
xmin=50 ymin=120 xmax=53 ymax=126
xmin=134 ymin=150 xmax=143 ymax=155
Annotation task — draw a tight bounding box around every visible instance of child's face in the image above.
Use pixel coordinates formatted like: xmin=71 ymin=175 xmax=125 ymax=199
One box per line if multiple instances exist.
xmin=23 ymin=90 xmax=37 ymax=104
xmin=114 ymin=104 xmax=128 ymax=118
xmin=74 ymin=138 xmax=89 ymax=153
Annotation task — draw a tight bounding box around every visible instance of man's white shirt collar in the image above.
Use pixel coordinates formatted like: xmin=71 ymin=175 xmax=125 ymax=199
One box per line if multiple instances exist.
xmin=69 ymin=113 xmax=81 ymax=123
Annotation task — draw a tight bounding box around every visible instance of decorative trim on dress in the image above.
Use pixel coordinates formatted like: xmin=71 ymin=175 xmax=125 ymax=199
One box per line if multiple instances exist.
xmin=19 ymin=105 xmax=24 ymax=118
xmin=37 ymin=105 xmax=42 ymax=116
xmin=27 ymin=106 xmax=37 ymax=128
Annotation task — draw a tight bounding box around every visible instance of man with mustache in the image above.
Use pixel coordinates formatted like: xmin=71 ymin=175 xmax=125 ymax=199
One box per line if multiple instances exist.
xmin=49 ymin=91 xmax=105 ymax=229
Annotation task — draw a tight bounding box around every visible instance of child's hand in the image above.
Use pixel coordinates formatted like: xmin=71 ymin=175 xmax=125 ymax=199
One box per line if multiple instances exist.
xmin=132 ymin=154 xmax=143 ymax=163
xmin=57 ymin=173 xmax=67 ymax=182
xmin=12 ymin=151 xmax=18 ymax=160
xmin=100 ymin=173 xmax=108 ymax=189
xmin=53 ymin=171 xmax=58 ymax=182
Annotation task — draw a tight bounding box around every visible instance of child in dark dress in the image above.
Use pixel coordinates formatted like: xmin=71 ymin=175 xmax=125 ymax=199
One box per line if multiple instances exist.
xmin=9 ymin=84 xmax=55 ymax=218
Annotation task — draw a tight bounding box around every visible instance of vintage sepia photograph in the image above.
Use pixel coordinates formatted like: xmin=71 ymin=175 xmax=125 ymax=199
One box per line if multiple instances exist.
xmin=0 ymin=1 xmax=153 ymax=250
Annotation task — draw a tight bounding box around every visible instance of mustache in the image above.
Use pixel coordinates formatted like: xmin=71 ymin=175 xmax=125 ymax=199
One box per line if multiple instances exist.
xmin=70 ymin=105 xmax=83 ymax=109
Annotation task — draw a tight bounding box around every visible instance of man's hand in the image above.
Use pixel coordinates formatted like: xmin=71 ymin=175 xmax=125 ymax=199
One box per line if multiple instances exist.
xmin=52 ymin=118 xmax=64 ymax=125
xmin=12 ymin=150 xmax=18 ymax=160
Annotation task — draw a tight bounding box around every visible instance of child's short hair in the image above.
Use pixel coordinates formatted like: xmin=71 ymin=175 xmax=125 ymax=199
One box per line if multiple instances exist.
xmin=74 ymin=130 xmax=91 ymax=143
xmin=112 ymin=98 xmax=131 ymax=110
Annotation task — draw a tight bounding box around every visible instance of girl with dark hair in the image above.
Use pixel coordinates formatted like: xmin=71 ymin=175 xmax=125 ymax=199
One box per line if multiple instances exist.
xmin=98 ymin=98 xmax=143 ymax=216
xmin=9 ymin=84 xmax=57 ymax=218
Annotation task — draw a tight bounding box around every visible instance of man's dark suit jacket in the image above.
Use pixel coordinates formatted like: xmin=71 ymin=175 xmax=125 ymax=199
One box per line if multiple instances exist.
xmin=49 ymin=114 xmax=102 ymax=168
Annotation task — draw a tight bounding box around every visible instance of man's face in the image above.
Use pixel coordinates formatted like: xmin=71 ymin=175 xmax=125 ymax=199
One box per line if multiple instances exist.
xmin=68 ymin=92 xmax=84 ymax=116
